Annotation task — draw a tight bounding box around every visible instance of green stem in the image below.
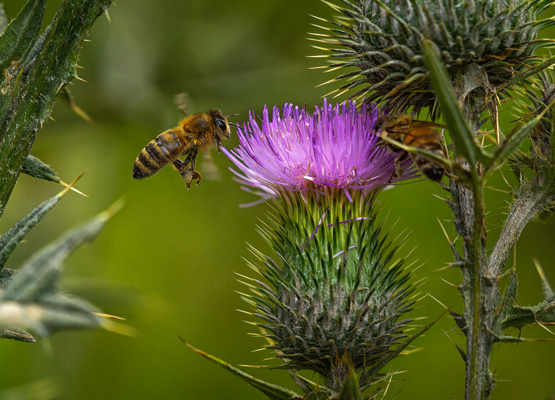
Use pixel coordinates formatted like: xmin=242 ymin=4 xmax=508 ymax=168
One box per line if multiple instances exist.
xmin=465 ymin=168 xmax=492 ymax=400
xmin=446 ymin=104 xmax=493 ymax=400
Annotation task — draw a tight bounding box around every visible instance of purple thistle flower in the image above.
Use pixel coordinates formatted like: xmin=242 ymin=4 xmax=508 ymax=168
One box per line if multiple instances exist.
xmin=223 ymin=99 xmax=417 ymax=202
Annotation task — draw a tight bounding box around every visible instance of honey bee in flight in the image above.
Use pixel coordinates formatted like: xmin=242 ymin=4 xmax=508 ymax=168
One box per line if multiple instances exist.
xmin=132 ymin=108 xmax=238 ymax=188
xmin=378 ymin=114 xmax=448 ymax=181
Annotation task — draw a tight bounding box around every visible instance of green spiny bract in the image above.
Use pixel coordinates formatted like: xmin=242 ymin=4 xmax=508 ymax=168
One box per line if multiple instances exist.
xmin=512 ymin=70 xmax=555 ymax=184
xmin=312 ymin=0 xmax=554 ymax=112
xmin=508 ymin=70 xmax=555 ymax=219
xmin=242 ymin=191 xmax=415 ymax=394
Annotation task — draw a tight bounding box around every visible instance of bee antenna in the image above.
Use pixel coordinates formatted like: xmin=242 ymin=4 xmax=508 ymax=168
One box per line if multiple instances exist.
xmin=227 ymin=113 xmax=239 ymax=118
xmin=229 ymin=122 xmax=240 ymax=128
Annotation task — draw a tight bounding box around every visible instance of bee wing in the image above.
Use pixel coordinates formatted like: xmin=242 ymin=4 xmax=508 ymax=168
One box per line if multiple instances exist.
xmin=200 ymin=152 xmax=223 ymax=181
xmin=174 ymin=92 xmax=195 ymax=117
xmin=412 ymin=121 xmax=446 ymax=130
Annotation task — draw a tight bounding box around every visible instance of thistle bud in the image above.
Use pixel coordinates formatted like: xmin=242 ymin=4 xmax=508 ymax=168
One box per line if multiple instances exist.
xmin=312 ymin=0 xmax=554 ymax=111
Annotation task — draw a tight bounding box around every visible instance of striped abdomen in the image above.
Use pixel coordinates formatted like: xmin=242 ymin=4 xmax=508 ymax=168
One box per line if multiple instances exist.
xmin=133 ymin=129 xmax=185 ymax=179
xmin=403 ymin=129 xmax=446 ymax=181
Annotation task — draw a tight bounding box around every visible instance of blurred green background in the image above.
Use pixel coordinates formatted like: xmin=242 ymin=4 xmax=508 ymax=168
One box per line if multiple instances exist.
xmin=1 ymin=0 xmax=554 ymax=399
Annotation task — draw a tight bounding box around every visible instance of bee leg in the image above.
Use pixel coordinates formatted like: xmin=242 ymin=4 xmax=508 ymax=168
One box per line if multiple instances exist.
xmin=388 ymin=152 xmax=407 ymax=183
xmin=186 ymin=150 xmax=202 ymax=187
xmin=172 ymin=151 xmax=201 ymax=188
xmin=191 ymin=170 xmax=202 ymax=186
xmin=173 ymin=161 xmax=201 ymax=188
xmin=172 ymin=159 xmax=191 ymax=182
xmin=214 ymin=135 xmax=222 ymax=153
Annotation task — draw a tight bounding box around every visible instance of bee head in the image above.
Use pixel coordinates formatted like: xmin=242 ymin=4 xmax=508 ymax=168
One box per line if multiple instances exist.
xmin=375 ymin=115 xmax=391 ymax=132
xmin=208 ymin=109 xmax=238 ymax=140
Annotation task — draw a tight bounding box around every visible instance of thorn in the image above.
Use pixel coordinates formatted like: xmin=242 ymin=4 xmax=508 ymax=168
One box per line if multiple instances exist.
xmin=536 ymin=322 xmax=555 ymax=337
xmin=102 ymin=197 xmax=125 ymax=219
xmin=499 ymin=170 xmax=514 ymax=192
xmin=436 ymin=216 xmax=453 ymax=246
xmin=57 ymin=169 xmax=88 ymax=198
xmin=533 ymin=258 xmax=555 ymax=299
xmin=94 ymin=312 xmax=124 ymax=320
xmin=251 ymin=347 xmax=267 ymax=353
xmin=380 ymin=372 xmax=394 ymax=399
xmin=100 ymin=319 xmax=137 ymax=337
xmin=433 ymin=261 xmax=464 ymax=273
xmin=103 ymin=7 xmax=112 ymax=23
xmin=75 ymin=75 xmax=88 ymax=83
xmin=483 ymin=185 xmax=510 ymax=194
xmin=498 ymin=264 xmax=516 ymax=281
xmin=431 ymin=192 xmax=445 ymax=201
xmin=439 ymin=277 xmax=460 ymax=289
xmin=442 ymin=329 xmax=467 ymax=362
xmin=425 ymin=292 xmax=450 ymax=310
xmin=333 ymin=88 xmax=350 ymax=98
xmin=436 ymin=216 xmax=461 ymax=259
xmin=315 ymin=78 xmax=337 ymax=88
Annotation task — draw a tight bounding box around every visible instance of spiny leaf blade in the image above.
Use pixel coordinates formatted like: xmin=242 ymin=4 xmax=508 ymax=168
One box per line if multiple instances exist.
xmin=421 ymin=40 xmax=490 ymax=166
xmin=22 ymin=157 xmax=88 ymax=195
xmin=0 ymin=191 xmax=66 ymax=269
xmin=496 ymin=274 xmax=555 ymax=333
xmin=0 ymin=0 xmax=113 ymax=218
xmin=2 ymin=200 xmax=121 ymax=301
xmin=0 ymin=297 xmax=102 ymax=337
xmin=22 ymin=154 xmax=60 ymax=183
xmin=179 ymin=337 xmax=301 ymax=400
xmin=0 ymin=171 xmax=86 ymax=269
xmin=493 ymin=97 xmax=555 ymax=169
xmin=0 ymin=5 xmax=8 ymax=35
xmin=0 ymin=0 xmax=46 ymax=81
xmin=0 ymin=201 xmax=122 ymax=337
xmin=0 ymin=325 xmax=36 ymax=342
xmin=534 ymin=259 xmax=554 ymax=300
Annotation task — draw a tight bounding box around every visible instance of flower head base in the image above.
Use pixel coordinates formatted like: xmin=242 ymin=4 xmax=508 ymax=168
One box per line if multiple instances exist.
xmin=224 ymin=99 xmax=417 ymax=204
xmin=241 ymin=193 xmax=417 ymax=394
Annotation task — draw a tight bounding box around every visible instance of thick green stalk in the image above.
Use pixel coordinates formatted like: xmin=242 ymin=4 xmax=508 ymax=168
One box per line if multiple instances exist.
xmin=465 ymin=169 xmax=492 ymax=400
xmin=449 ymin=75 xmax=555 ymax=400
xmin=0 ymin=0 xmax=111 ymax=217
xmin=446 ymin=104 xmax=493 ymax=400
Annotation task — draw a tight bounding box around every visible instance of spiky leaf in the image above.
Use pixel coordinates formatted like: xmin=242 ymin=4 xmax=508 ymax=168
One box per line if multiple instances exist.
xmin=0 ymin=201 xmax=122 ymax=337
xmin=22 ymin=155 xmax=62 ymax=183
xmin=0 ymin=0 xmax=46 ymax=89
xmin=0 ymin=5 xmax=9 ymax=35
xmin=0 ymin=0 xmax=112 ymax=218
xmin=179 ymin=338 xmax=302 ymax=400
xmin=494 ymin=274 xmax=555 ymax=336
xmin=0 ymin=186 xmax=71 ymax=269
xmin=422 ymin=40 xmax=490 ymax=167
xmin=0 ymin=325 xmax=35 ymax=342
